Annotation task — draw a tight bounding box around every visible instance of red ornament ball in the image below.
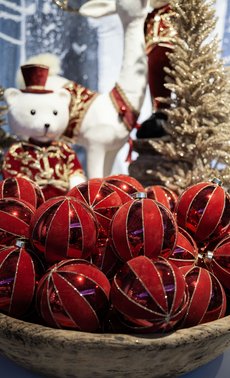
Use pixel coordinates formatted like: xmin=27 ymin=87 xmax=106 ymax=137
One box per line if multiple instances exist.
xmin=204 ymin=235 xmax=230 ymax=290
xmin=0 ymin=244 xmax=37 ymax=317
xmin=145 ymin=185 xmax=178 ymax=212
xmin=111 ymin=196 xmax=178 ymax=261
xmin=36 ymin=259 xmax=111 ymax=332
xmin=0 ymin=176 xmax=44 ymax=208
xmin=68 ymin=178 xmax=122 ymax=234
xmin=68 ymin=178 xmax=122 ymax=277
xmin=91 ymin=238 xmax=122 ymax=279
xmin=30 ymin=196 xmax=98 ymax=265
xmin=104 ymin=174 xmax=145 ymax=203
xmin=111 ymin=256 xmax=188 ymax=332
xmin=0 ymin=197 xmax=36 ymax=245
xmin=104 ymin=306 xmax=158 ymax=334
xmin=179 ymin=266 xmax=226 ymax=328
xmin=175 ymin=180 xmax=230 ymax=243
xmin=162 ymin=228 xmax=198 ymax=268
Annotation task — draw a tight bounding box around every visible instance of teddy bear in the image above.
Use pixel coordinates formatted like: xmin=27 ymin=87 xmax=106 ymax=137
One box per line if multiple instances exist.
xmin=17 ymin=0 xmax=149 ymax=179
xmin=2 ymin=64 xmax=86 ymax=200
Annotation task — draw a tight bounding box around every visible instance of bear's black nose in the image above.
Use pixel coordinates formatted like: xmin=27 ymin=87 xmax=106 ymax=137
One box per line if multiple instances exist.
xmin=44 ymin=123 xmax=50 ymax=129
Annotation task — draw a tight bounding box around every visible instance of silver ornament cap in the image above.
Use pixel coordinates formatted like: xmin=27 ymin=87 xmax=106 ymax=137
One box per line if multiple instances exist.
xmin=132 ymin=192 xmax=147 ymax=199
xmin=211 ymin=178 xmax=222 ymax=186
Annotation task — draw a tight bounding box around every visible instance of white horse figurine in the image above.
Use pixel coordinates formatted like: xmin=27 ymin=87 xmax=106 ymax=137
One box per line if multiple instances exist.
xmin=18 ymin=0 xmax=149 ymax=179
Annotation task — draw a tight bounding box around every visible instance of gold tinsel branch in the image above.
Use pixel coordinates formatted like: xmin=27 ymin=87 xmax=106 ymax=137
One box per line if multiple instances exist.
xmin=150 ymin=0 xmax=230 ymax=193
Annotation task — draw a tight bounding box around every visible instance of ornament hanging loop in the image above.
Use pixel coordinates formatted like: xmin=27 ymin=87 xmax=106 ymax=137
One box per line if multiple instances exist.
xmin=52 ymin=0 xmax=80 ymax=13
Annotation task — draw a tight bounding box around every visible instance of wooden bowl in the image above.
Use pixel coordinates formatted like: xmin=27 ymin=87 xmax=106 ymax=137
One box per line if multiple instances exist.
xmin=0 ymin=313 xmax=230 ymax=377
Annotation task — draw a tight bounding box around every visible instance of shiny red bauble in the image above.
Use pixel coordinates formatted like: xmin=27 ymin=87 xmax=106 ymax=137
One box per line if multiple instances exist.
xmin=203 ymin=235 xmax=230 ymax=290
xmin=145 ymin=185 xmax=178 ymax=212
xmin=111 ymin=256 xmax=188 ymax=332
xmin=0 ymin=197 xmax=36 ymax=245
xmin=175 ymin=180 xmax=230 ymax=243
xmin=68 ymin=178 xmax=122 ymax=234
xmin=0 ymin=176 xmax=44 ymax=208
xmin=91 ymin=238 xmax=122 ymax=279
xmin=103 ymin=306 xmax=158 ymax=334
xmin=179 ymin=266 xmax=226 ymax=328
xmin=162 ymin=228 xmax=198 ymax=268
xmin=36 ymin=259 xmax=111 ymax=332
xmin=68 ymin=178 xmax=122 ymax=277
xmin=29 ymin=196 xmax=98 ymax=265
xmin=111 ymin=196 xmax=178 ymax=261
xmin=104 ymin=174 xmax=145 ymax=203
xmin=0 ymin=244 xmax=37 ymax=317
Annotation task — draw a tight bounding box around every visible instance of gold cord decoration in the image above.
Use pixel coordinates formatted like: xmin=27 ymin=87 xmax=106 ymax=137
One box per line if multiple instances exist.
xmin=63 ymin=81 xmax=98 ymax=140
xmin=2 ymin=142 xmax=80 ymax=191
xmin=145 ymin=5 xmax=176 ymax=54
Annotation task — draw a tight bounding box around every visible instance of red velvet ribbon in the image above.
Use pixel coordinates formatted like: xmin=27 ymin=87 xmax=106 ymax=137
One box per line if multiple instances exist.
xmin=110 ymin=84 xmax=140 ymax=162
xmin=110 ymin=84 xmax=140 ymax=132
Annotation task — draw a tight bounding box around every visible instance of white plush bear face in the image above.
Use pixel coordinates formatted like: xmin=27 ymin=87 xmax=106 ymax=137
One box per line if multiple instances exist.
xmin=4 ymin=88 xmax=71 ymax=143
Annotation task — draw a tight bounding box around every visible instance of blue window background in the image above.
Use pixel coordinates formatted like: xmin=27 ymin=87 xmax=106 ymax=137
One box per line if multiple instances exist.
xmin=222 ymin=1 xmax=230 ymax=64
xmin=1 ymin=0 xmax=230 ymax=102
xmin=0 ymin=0 xmax=230 ymax=174
xmin=213 ymin=0 xmax=230 ymax=64
xmin=0 ymin=0 xmax=98 ymax=89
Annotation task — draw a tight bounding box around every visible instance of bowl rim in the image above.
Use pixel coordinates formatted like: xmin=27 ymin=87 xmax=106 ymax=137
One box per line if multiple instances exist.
xmin=1 ymin=312 xmax=230 ymax=349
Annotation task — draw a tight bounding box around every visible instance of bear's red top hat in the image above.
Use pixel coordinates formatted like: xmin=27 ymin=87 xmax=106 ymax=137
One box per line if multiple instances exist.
xmin=21 ymin=64 xmax=53 ymax=94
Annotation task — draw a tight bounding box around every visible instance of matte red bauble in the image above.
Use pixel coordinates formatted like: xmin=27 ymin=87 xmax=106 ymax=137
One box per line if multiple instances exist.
xmin=203 ymin=235 xmax=230 ymax=290
xmin=145 ymin=185 xmax=178 ymax=212
xmin=30 ymin=196 xmax=98 ymax=265
xmin=104 ymin=174 xmax=145 ymax=203
xmin=0 ymin=197 xmax=36 ymax=245
xmin=162 ymin=228 xmax=198 ymax=268
xmin=175 ymin=180 xmax=230 ymax=243
xmin=111 ymin=196 xmax=178 ymax=261
xmin=0 ymin=244 xmax=37 ymax=317
xmin=68 ymin=178 xmax=122 ymax=234
xmin=0 ymin=176 xmax=44 ymax=208
xmin=36 ymin=259 xmax=111 ymax=332
xmin=111 ymin=256 xmax=188 ymax=332
xmin=179 ymin=266 xmax=226 ymax=328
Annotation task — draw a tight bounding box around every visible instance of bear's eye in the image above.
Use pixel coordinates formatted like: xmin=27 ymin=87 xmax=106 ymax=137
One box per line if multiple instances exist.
xmin=53 ymin=110 xmax=58 ymax=115
xmin=30 ymin=109 xmax=36 ymax=115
